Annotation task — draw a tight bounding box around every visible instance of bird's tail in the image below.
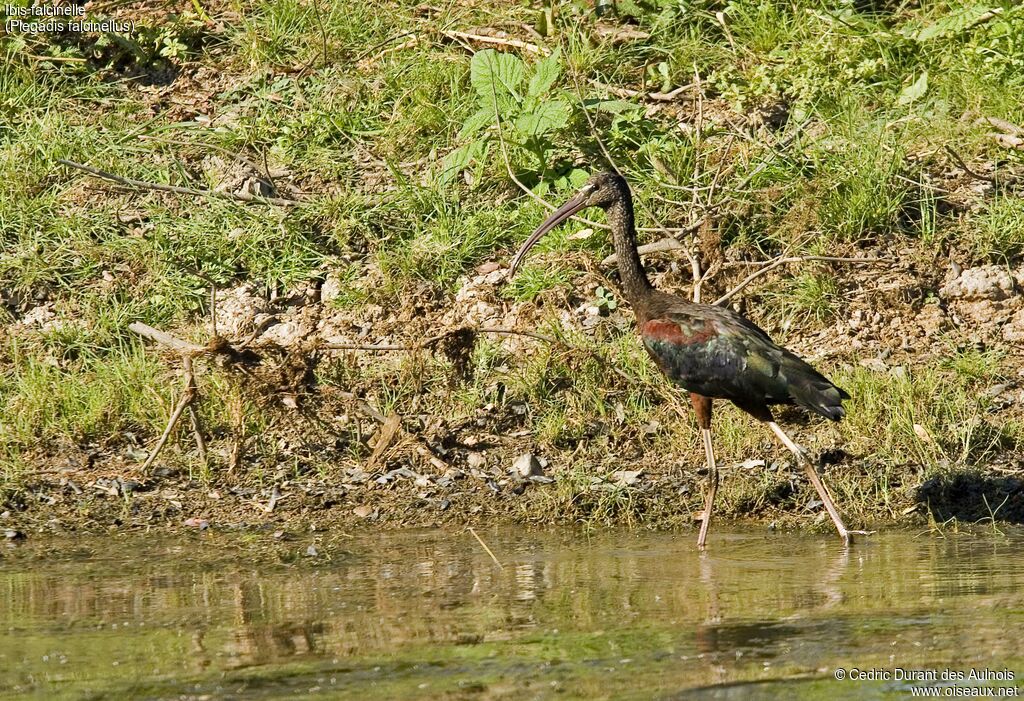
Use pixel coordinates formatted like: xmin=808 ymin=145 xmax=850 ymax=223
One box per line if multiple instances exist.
xmin=782 ymin=355 xmax=850 ymax=421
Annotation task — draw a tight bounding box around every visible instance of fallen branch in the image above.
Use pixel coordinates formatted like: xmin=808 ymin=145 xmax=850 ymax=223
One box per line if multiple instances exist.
xmin=356 ymin=34 xmax=420 ymax=69
xmin=440 ymin=29 xmax=549 ymax=56
xmin=129 ymin=322 xmax=206 ymax=355
xmin=975 ymin=115 xmax=1024 ymax=137
xmin=323 ymin=326 xmax=557 ymax=352
xmin=138 ymin=135 xmax=285 ymax=195
xmin=140 ymin=356 xmax=201 ymax=473
xmin=57 ymin=159 xmax=302 ymax=207
xmin=128 ymin=320 xmax=260 ymax=474
xmin=468 ymin=527 xmax=505 ymax=569
xmin=366 ymin=415 xmax=403 ymax=472
xmin=944 ymin=146 xmax=999 ymax=184
xmin=713 ymin=256 xmax=886 ymax=307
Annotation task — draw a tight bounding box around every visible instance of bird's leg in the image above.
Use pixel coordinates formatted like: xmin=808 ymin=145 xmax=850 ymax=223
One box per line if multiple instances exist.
xmin=766 ymin=421 xmax=872 ymax=545
xmin=696 ymin=427 xmax=718 ymax=550
xmin=690 ymin=394 xmax=716 ymax=549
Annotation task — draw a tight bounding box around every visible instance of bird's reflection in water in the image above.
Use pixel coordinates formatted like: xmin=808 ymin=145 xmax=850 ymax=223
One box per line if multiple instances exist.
xmin=693 ymin=541 xmax=852 ymax=679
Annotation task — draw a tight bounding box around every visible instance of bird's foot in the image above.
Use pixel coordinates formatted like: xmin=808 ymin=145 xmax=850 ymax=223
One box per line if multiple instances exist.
xmin=840 ymin=529 xmax=876 ymax=546
xmin=790 ymin=444 xmax=815 ymax=467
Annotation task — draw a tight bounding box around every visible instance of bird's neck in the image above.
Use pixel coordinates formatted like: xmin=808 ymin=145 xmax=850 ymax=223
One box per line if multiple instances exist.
xmin=607 ymin=196 xmax=653 ymax=305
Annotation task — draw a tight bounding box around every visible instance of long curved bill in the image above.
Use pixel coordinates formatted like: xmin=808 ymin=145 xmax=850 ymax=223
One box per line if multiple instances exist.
xmin=507 ymin=190 xmax=591 ymax=277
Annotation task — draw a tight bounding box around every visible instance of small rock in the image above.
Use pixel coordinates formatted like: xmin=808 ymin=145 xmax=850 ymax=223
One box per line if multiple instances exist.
xmin=913 ymin=423 xmax=934 ymax=444
xmin=321 ymin=272 xmax=345 ymax=303
xmin=611 ymin=470 xmax=643 ymax=487
xmin=352 ymin=505 xmax=374 ymax=518
xmin=940 ymin=265 xmax=1016 ymax=301
xmin=734 ymin=459 xmax=765 ymax=471
xmin=916 ymin=305 xmax=948 ymax=337
xmin=260 ymin=320 xmax=310 ymax=347
xmin=183 ymin=518 xmax=209 ymax=530
xmin=984 ymin=383 xmax=1011 ymax=398
xmin=4 ymin=529 xmax=26 ymax=541
xmin=306 ymin=545 xmax=318 ymax=557
xmin=859 ymin=357 xmax=889 ymax=372
xmin=466 ymin=452 xmax=486 ymax=469
xmin=1003 ymin=308 xmax=1024 ymax=343
xmin=513 ymin=453 xmax=543 ymax=478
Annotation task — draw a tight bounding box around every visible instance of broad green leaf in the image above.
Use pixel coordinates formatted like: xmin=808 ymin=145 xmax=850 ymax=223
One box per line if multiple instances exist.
xmin=897 ymin=71 xmax=928 ymax=105
xmin=437 ymin=140 xmax=489 ymax=184
xmin=915 ymin=6 xmax=998 ymax=42
xmin=566 ymin=168 xmax=590 ymax=188
xmin=470 ymin=49 xmax=524 ymax=105
xmin=527 ymin=48 xmax=562 ymax=99
xmin=614 ymin=0 xmax=644 ymax=18
xmin=458 ymin=107 xmax=494 ymax=139
xmin=514 ymin=99 xmax=571 ymax=137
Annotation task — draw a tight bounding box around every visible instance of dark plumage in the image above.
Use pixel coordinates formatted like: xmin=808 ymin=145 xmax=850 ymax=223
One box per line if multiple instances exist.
xmin=639 ymin=300 xmax=850 ymax=422
xmin=508 ymin=171 xmax=869 ymax=548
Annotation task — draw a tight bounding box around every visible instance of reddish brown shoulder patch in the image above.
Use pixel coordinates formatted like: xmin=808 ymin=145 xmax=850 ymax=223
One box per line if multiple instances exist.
xmin=641 ymin=318 xmax=716 ymax=345
xmin=641 ymin=319 xmax=685 ymax=344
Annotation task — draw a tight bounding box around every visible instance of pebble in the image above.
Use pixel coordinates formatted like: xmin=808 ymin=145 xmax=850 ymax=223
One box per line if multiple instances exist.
xmin=611 ymin=470 xmax=643 ymax=487
xmin=513 ymin=453 xmax=543 ymax=478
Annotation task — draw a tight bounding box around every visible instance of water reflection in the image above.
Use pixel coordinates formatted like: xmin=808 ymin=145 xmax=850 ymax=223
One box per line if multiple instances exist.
xmin=0 ymin=529 xmax=1022 ymax=699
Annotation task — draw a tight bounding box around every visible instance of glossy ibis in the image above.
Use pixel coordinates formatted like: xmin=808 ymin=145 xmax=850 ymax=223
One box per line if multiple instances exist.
xmin=508 ymin=172 xmax=869 ymax=547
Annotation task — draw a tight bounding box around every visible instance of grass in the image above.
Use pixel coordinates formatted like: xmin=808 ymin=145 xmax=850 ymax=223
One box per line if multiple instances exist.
xmin=1 ymin=0 xmax=1022 ymax=525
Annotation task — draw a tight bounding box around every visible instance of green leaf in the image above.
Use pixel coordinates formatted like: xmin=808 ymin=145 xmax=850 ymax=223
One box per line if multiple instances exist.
xmin=437 ymin=139 xmax=490 ymax=184
xmin=514 ymin=99 xmax=571 ymax=137
xmin=915 ymin=6 xmax=998 ymax=42
xmin=458 ymin=107 xmax=494 ymax=139
xmin=527 ymin=48 xmax=562 ymax=99
xmin=897 ymin=71 xmax=928 ymax=106
xmin=535 ymin=1 xmax=554 ymax=37
xmin=614 ymin=0 xmax=644 ymax=19
xmin=470 ymin=49 xmax=524 ymax=106
xmin=566 ymin=168 xmax=590 ymax=188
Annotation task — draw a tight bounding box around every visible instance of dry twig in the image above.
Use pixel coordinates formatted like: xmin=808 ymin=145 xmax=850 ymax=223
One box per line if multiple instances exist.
xmin=713 ymin=256 xmax=886 ymax=307
xmin=468 ymin=527 xmax=505 ymax=569
xmin=323 ymin=326 xmax=557 ymax=352
xmin=440 ymin=29 xmax=549 ymax=56
xmin=944 ymin=146 xmax=999 ymax=184
xmin=57 ymin=159 xmax=302 ymax=207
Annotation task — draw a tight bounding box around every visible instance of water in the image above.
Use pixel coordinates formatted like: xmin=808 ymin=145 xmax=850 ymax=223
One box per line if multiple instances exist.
xmin=1 ymin=528 xmax=1022 ymax=700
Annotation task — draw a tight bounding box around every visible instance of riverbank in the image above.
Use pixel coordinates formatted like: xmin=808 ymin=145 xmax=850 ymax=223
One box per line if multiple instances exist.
xmin=2 ymin=1 xmax=1023 ymax=535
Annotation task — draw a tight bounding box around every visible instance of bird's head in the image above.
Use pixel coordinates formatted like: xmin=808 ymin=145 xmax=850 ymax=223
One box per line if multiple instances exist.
xmin=508 ymin=171 xmax=629 ymax=276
